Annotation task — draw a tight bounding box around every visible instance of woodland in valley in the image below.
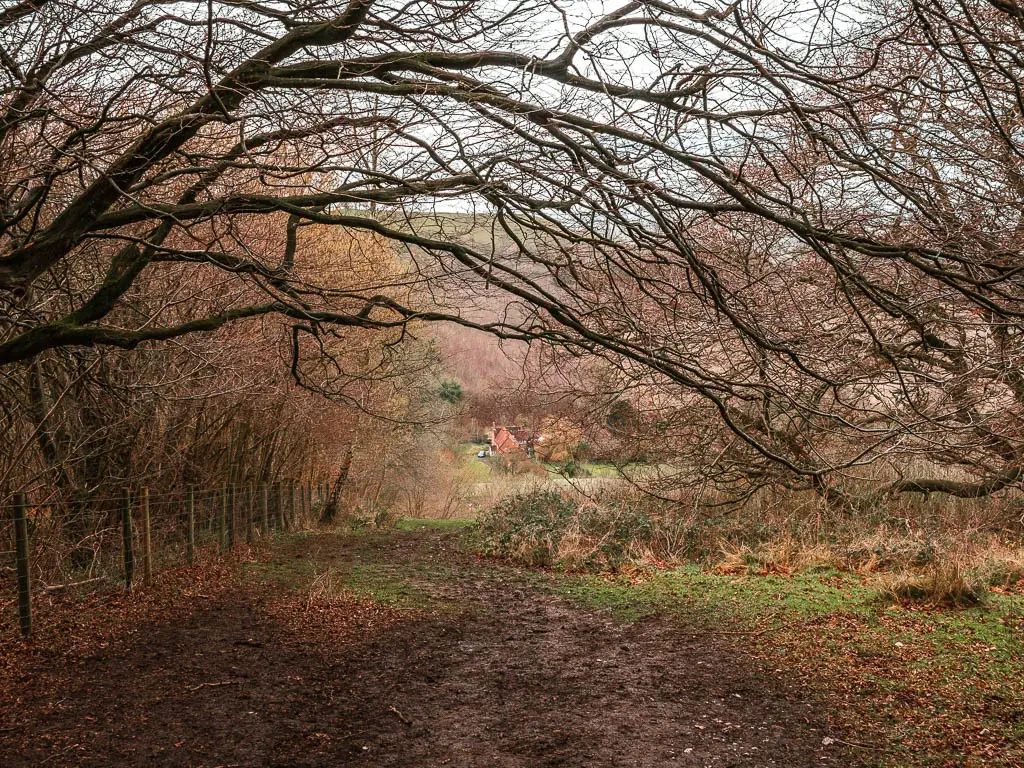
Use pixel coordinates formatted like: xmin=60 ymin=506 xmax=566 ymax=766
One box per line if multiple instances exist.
xmin=1 ymin=0 xmax=1023 ymax=765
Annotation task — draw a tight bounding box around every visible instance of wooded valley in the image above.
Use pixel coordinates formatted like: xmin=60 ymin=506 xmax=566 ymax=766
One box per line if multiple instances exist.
xmin=2 ymin=0 xmax=1023 ymax=765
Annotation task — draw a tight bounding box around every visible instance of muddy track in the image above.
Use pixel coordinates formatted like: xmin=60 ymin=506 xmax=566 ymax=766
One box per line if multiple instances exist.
xmin=1 ymin=529 xmax=844 ymax=767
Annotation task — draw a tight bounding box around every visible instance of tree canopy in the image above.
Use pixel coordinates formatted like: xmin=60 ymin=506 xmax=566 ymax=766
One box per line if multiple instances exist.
xmin=4 ymin=0 xmax=1024 ymax=501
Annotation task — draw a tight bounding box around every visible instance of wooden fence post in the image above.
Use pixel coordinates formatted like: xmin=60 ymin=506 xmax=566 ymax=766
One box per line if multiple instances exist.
xmin=245 ymin=484 xmax=254 ymax=544
xmin=227 ymin=483 xmax=234 ymax=548
xmin=13 ymin=493 xmax=32 ymax=637
xmin=122 ymin=489 xmax=134 ymax=592
xmin=186 ymin=486 xmax=196 ymax=563
xmin=281 ymin=482 xmax=290 ymax=532
xmin=141 ymin=487 xmax=153 ymax=587
xmin=276 ymin=483 xmax=285 ymax=530
xmin=261 ymin=483 xmax=269 ymax=533
xmin=288 ymin=481 xmax=296 ymax=530
xmin=220 ymin=485 xmax=228 ymax=553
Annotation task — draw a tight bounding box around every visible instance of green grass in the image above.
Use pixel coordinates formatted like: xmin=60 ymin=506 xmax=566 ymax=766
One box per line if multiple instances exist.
xmin=538 ymin=460 xmax=655 ymax=478
xmin=395 ymin=517 xmax=476 ymax=532
xmin=580 ymin=462 xmax=625 ymax=478
xmin=244 ymin=556 xmax=431 ymax=609
xmin=241 ymin=527 xmax=449 ymax=608
xmin=463 ymin=459 xmax=493 ymax=481
xmin=453 ymin=442 xmax=494 ymax=480
xmin=540 ymin=461 xmax=623 ymax=478
xmin=344 ymin=562 xmax=433 ymax=608
xmin=549 ymin=567 xmax=874 ymax=623
xmin=547 ymin=566 xmax=1023 ymax=677
xmin=241 ymin=553 xmax=318 ymax=590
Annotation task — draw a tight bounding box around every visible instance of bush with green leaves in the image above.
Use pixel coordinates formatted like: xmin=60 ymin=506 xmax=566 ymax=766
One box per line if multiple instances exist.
xmin=475 ymin=489 xmax=577 ymax=566
xmin=436 ymin=379 xmax=463 ymax=404
xmin=557 ymin=460 xmax=591 ymax=478
xmin=474 ymin=489 xmax=658 ymax=570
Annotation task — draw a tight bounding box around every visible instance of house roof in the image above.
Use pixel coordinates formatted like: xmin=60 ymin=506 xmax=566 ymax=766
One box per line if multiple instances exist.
xmin=491 ymin=427 xmax=522 ymax=454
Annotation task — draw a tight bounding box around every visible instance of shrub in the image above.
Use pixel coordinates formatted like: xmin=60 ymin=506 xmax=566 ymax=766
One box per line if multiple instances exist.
xmin=473 ymin=483 xmax=1024 ymax=584
xmin=370 ymin=505 xmax=400 ymax=530
xmin=475 ymin=489 xmax=658 ymax=570
xmin=475 ymin=489 xmax=578 ymax=566
xmin=875 ymin=561 xmax=985 ymax=609
xmin=971 ymin=551 xmax=1024 ymax=590
xmin=558 ymin=460 xmax=591 ymax=478
xmin=715 ymin=538 xmax=839 ymax=575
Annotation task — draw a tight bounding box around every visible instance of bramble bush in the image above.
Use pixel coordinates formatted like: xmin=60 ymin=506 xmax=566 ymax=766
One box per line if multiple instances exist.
xmin=474 ymin=489 xmax=657 ymax=570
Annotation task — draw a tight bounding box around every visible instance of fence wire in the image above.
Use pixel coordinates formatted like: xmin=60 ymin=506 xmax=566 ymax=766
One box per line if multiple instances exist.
xmin=2 ymin=481 xmax=333 ymax=636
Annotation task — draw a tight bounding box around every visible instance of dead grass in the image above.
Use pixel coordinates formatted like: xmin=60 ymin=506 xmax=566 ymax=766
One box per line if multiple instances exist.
xmin=874 ymin=560 xmax=986 ymax=609
xmin=971 ymin=545 xmax=1024 ymax=589
xmin=470 ymin=467 xmax=1024 ymax=609
xmin=714 ymin=537 xmax=840 ymax=575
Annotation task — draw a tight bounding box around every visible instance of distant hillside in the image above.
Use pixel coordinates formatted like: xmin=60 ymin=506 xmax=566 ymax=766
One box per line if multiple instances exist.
xmin=337 ymin=208 xmax=531 ymax=256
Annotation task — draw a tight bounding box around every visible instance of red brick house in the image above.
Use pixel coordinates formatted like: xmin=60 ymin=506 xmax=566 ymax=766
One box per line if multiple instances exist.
xmin=488 ymin=425 xmax=534 ymax=457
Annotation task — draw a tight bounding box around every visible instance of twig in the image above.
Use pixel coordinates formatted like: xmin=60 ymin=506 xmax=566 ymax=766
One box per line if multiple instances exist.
xmin=41 ymin=577 xmax=104 ymax=593
xmin=40 ymin=743 xmax=81 ymax=764
xmin=186 ymin=680 xmax=244 ymax=693
xmin=825 ymin=735 xmax=874 ymax=750
xmin=388 ymin=705 xmax=413 ymax=725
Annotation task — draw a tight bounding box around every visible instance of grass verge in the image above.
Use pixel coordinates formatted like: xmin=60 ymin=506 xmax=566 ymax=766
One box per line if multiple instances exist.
xmin=545 ymin=565 xmax=1024 ymax=767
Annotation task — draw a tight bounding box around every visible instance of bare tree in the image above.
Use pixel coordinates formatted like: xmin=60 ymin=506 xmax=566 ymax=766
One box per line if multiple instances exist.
xmin=5 ymin=0 xmax=1024 ymax=504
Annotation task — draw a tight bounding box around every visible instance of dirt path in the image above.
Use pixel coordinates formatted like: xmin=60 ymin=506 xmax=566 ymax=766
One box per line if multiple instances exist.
xmin=1 ymin=528 xmax=843 ymax=767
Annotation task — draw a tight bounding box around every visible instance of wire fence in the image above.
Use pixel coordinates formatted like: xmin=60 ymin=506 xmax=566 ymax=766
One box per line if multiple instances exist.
xmin=2 ymin=480 xmax=333 ymax=637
